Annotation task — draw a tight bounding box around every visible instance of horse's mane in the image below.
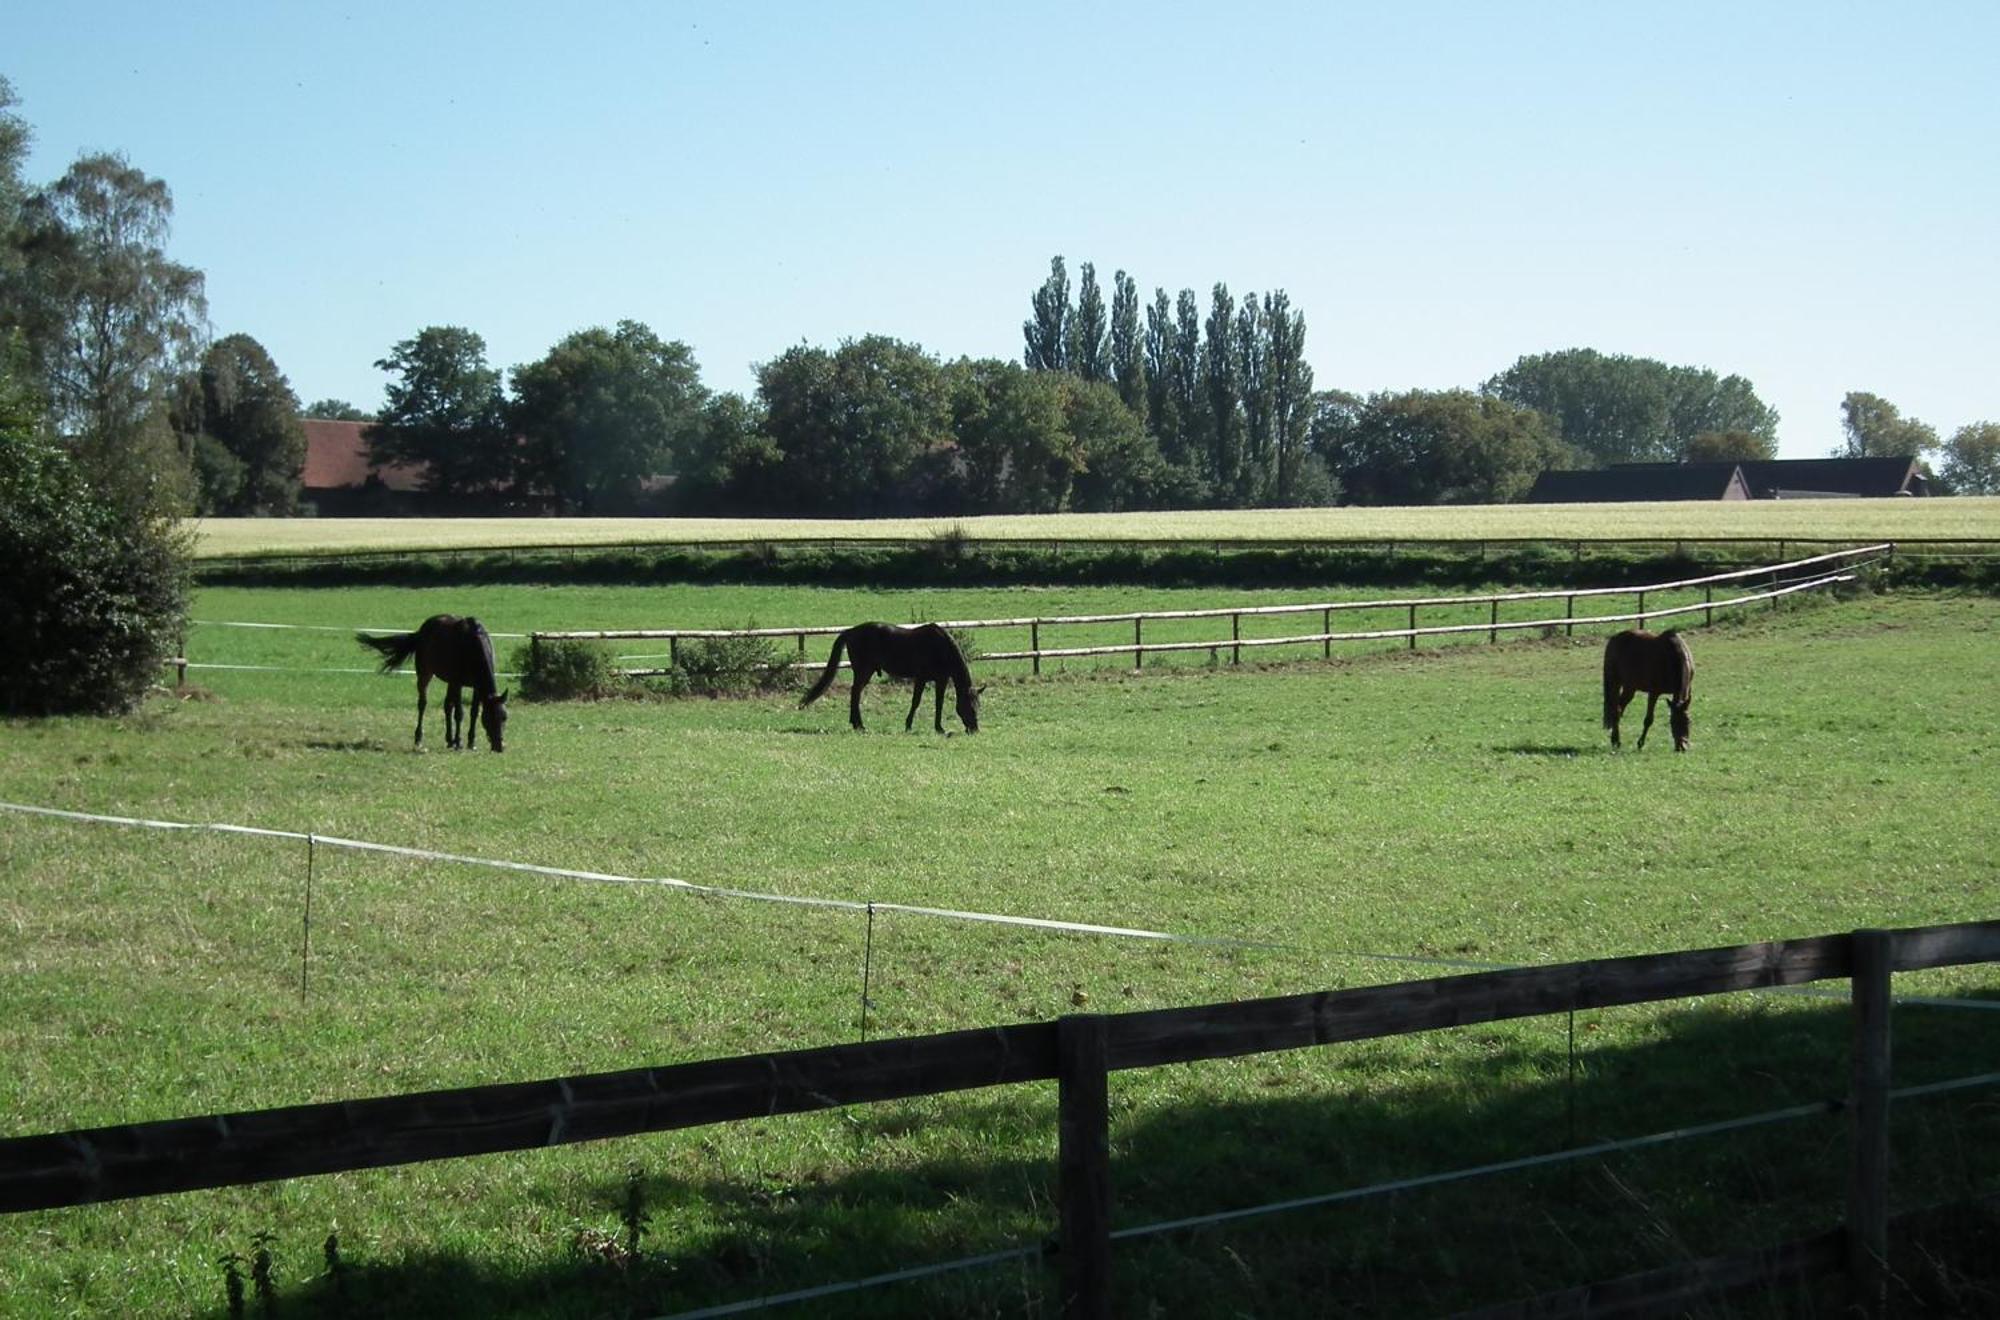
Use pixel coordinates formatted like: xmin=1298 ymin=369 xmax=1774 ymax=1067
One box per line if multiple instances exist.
xmin=933 ymin=625 xmax=974 ymax=693
xmin=1663 ymin=629 xmax=1694 ymax=704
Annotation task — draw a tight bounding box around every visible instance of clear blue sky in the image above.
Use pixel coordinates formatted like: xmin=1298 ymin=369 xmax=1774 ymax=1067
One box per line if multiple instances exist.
xmin=11 ymin=2 xmax=1997 ymax=459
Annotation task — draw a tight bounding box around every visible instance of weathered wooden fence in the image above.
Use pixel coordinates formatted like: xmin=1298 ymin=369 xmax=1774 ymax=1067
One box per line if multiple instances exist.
xmin=3 ymin=917 xmax=1993 ymax=1318
xmin=196 ymin=534 xmax=1994 ymax=577
xmin=533 ymin=544 xmax=1888 ymax=676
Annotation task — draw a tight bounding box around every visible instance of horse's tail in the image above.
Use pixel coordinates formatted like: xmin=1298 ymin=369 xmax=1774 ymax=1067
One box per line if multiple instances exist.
xmin=799 ymin=630 xmax=849 ymax=707
xmin=357 ymin=629 xmax=421 ymax=674
xmin=1602 ymin=634 xmax=1622 ymax=730
xmin=1665 ymin=629 xmax=1694 ymax=704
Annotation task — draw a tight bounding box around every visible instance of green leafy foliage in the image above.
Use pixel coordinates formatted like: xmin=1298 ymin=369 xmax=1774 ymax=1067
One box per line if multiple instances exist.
xmin=0 ymin=366 xmax=189 ymax=715
xmin=1940 ymin=422 xmax=2000 ymax=495
xmin=513 ymin=638 xmax=626 ymax=702
xmin=1321 ymin=388 xmax=1567 ymax=505
xmin=1483 ymin=348 xmax=1778 ymax=466
xmin=509 ymin=320 xmax=705 ymax=514
xmin=369 ymin=326 xmax=509 ymax=497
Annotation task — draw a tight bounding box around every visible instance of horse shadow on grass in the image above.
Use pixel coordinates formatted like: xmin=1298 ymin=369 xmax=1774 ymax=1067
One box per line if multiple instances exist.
xmin=192 ymin=990 xmax=2000 ymax=1319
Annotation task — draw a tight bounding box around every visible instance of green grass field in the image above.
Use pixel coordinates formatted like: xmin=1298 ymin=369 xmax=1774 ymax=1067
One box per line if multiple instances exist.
xmin=3 ymin=580 xmax=1997 ymax=1316
xmin=188 ymin=497 xmax=2000 ymax=559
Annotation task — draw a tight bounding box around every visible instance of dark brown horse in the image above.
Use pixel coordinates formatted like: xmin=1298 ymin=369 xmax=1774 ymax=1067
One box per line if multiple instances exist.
xmin=800 ymin=623 xmax=980 ymax=733
xmin=1602 ymin=628 xmax=1693 ymax=752
xmin=357 ymin=615 xmax=509 ymax=752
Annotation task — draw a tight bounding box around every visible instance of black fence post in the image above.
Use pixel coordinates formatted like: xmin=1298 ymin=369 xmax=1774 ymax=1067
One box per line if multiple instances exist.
xmin=1847 ymin=929 xmax=1892 ymax=1318
xmin=1058 ymin=1014 xmax=1112 ymax=1320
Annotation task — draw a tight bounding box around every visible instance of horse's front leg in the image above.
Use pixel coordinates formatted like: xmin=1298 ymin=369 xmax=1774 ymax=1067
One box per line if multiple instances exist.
xmin=445 ymin=684 xmax=463 ymax=749
xmin=849 ymin=669 xmax=870 ymax=730
xmin=933 ymin=681 xmax=947 ymax=733
xmin=464 ymin=692 xmax=481 ymax=751
xmin=1637 ymin=693 xmax=1660 ymax=750
xmin=905 ymin=681 xmax=926 ymax=731
xmin=414 ymin=674 xmax=430 ymax=749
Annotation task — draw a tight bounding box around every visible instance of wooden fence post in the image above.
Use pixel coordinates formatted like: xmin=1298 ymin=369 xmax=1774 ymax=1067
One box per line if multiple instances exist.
xmin=1231 ymin=613 xmax=1241 ymax=665
xmin=1032 ymin=622 xmax=1041 ymax=677
xmin=669 ymin=636 xmax=680 ymax=671
xmin=1058 ymin=1014 xmax=1112 ymax=1320
xmin=1704 ymin=586 xmax=1713 ymax=627
xmin=1847 ymin=928 xmax=1892 ymax=1318
xmin=1637 ymin=591 xmax=1647 ymax=628
xmin=1133 ymin=619 xmax=1143 ymax=670
xmin=1323 ymin=608 xmax=1331 ymax=661
xmin=1408 ymin=604 xmax=1417 ymax=650
xmin=1489 ymin=600 xmax=1498 ymax=644
xmin=1565 ymin=595 xmax=1574 ymax=637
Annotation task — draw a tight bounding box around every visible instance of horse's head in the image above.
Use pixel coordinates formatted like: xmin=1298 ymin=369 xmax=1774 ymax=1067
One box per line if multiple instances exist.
xmin=956 ymin=684 xmax=983 ymax=733
xmin=482 ymin=690 xmax=509 ymax=752
xmin=1669 ymin=699 xmax=1691 ymax=753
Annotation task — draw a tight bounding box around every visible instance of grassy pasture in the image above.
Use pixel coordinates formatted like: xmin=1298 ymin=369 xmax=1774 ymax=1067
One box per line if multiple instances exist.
xmin=2 ymin=582 xmax=1997 ymax=1316
xmin=189 ymin=496 xmax=2000 ymax=559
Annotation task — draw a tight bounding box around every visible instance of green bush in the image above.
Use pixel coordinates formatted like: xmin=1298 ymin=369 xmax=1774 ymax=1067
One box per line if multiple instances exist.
xmin=512 ymin=638 xmax=626 ymax=701
xmin=661 ymin=632 xmax=797 ymax=698
xmin=0 ymin=395 xmax=191 ymax=716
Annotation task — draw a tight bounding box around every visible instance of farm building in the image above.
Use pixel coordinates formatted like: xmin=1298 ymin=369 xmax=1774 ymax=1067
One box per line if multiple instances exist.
xmin=300 ymin=419 xmax=423 ymax=515
xmin=1526 ymin=456 xmax=1929 ymax=503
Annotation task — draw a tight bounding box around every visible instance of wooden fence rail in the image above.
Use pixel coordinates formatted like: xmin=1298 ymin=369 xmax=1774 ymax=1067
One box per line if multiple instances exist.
xmin=532 ymin=547 xmax=1886 ymax=679
xmin=4 ymin=918 xmax=1995 ymax=1318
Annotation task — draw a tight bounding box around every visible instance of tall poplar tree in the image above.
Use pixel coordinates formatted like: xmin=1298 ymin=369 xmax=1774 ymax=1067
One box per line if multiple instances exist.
xmin=1070 ymin=261 xmax=1108 ymax=383
xmin=1203 ymin=284 xmax=1242 ymax=496
xmin=1109 ymin=270 xmax=1145 ymax=418
xmin=1263 ymin=291 xmax=1316 ymax=503
xmin=1023 ymin=256 xmax=1070 ymax=372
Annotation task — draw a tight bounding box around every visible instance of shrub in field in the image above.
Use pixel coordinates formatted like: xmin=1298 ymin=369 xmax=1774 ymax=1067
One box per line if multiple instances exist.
xmin=513 ymin=638 xmax=626 ymax=701
xmin=0 ymin=380 xmax=190 ymax=716
xmin=662 ymin=632 xmax=797 ymax=698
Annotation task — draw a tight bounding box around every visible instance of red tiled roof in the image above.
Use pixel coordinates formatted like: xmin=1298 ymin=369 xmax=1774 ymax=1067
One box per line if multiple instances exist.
xmin=300 ymin=419 xmax=424 ymax=492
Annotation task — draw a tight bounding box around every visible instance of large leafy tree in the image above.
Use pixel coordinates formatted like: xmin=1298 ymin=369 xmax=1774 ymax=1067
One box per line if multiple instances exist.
xmin=1483 ymin=349 xmax=1777 ymax=466
xmin=1325 ymin=389 xmax=1564 ymax=506
xmin=368 ymin=326 xmax=508 ymax=495
xmin=756 ymin=335 xmax=951 ymax=514
xmin=185 ymin=333 xmax=306 ymax=514
xmin=1023 ymin=256 xmax=1070 ymax=372
xmin=510 ymin=320 xmax=705 ymax=514
xmin=1064 ymin=374 xmax=1161 ymax=512
xmin=1836 ymin=391 xmax=1939 ymax=459
xmin=1939 ymin=421 xmax=2000 ymax=495
xmin=948 ymin=359 xmax=1080 ymax=513
xmin=670 ymin=390 xmax=779 ymax=513
xmin=8 ymin=152 xmax=208 ymax=503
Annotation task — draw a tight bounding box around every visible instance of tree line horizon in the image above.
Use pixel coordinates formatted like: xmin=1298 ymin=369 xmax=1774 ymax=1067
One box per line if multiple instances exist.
xmin=3 ymin=74 xmax=1996 ymax=521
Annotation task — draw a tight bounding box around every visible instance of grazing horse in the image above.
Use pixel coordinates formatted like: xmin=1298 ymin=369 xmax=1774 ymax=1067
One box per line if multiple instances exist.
xmin=357 ymin=615 xmax=509 ymax=752
xmin=1602 ymin=628 xmax=1693 ymax=752
xmin=800 ymin=623 xmax=981 ymax=733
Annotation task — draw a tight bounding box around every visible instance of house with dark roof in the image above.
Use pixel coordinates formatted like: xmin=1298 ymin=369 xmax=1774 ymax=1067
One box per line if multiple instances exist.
xmin=1736 ymin=457 xmax=1929 ymax=499
xmin=1526 ymin=456 xmax=1929 ymax=503
xmin=1527 ymin=463 xmax=1751 ymax=503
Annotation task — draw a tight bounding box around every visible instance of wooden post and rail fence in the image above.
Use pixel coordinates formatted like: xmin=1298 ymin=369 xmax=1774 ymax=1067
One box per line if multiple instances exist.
xmin=3 ymin=918 xmax=1993 ymax=1318
xmin=530 ymin=544 xmax=1891 ymax=679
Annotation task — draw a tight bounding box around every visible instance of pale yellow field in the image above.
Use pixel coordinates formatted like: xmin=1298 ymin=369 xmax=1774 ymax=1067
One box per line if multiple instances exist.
xmin=189 ymin=498 xmax=2000 ymax=558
